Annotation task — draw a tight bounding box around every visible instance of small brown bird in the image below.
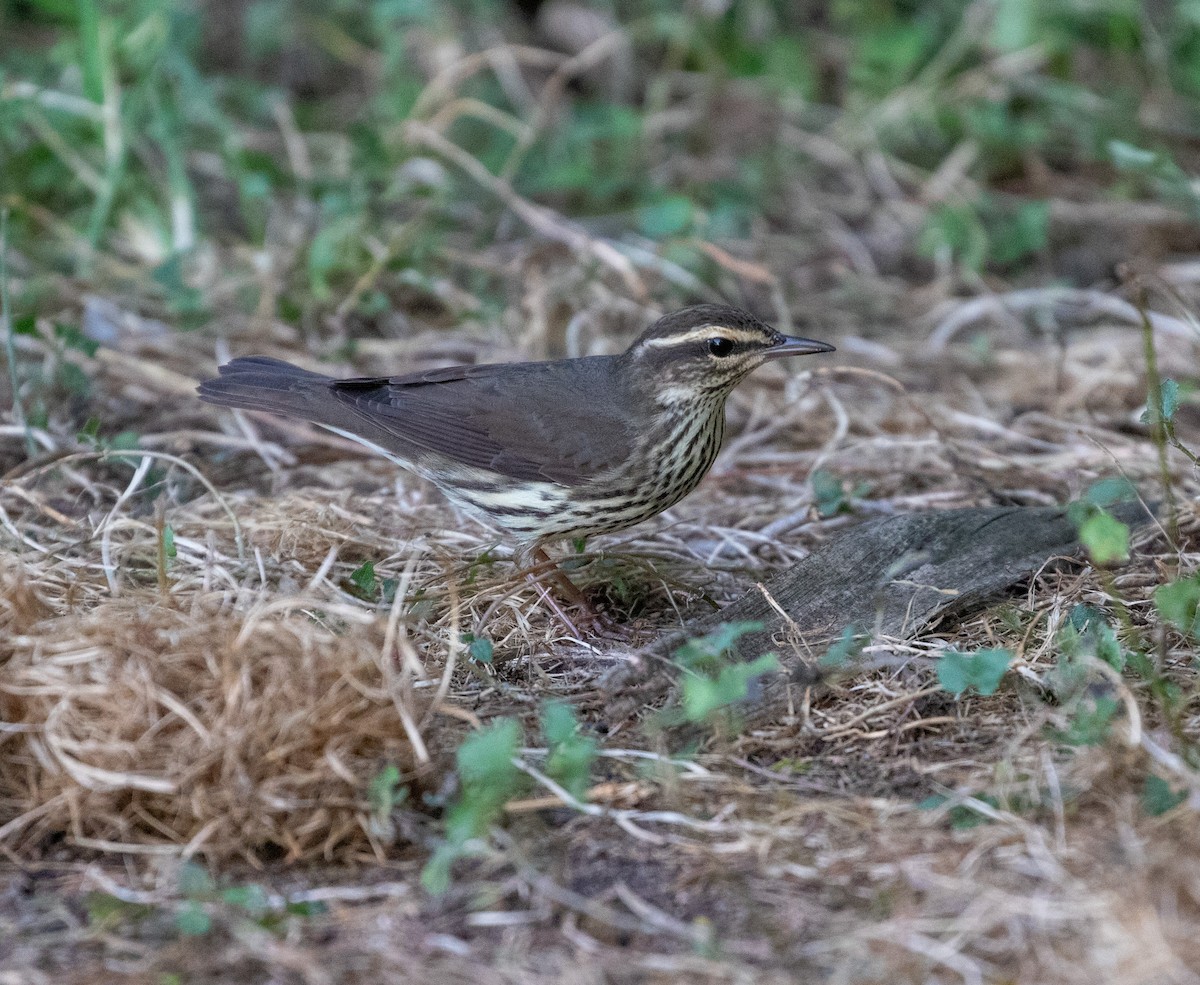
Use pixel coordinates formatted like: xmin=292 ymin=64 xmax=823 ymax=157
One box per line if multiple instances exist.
xmin=199 ymin=304 xmax=833 ymax=559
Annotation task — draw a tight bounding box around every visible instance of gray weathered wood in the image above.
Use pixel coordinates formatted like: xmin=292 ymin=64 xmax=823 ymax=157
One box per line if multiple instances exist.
xmin=606 ymin=503 xmax=1156 ymax=719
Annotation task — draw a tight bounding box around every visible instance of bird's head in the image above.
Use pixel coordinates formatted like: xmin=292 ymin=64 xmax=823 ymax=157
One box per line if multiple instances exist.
xmin=623 ymin=304 xmax=835 ymax=404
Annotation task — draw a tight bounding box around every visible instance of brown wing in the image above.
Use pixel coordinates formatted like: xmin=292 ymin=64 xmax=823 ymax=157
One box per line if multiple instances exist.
xmin=329 ymin=357 xmax=639 ymax=486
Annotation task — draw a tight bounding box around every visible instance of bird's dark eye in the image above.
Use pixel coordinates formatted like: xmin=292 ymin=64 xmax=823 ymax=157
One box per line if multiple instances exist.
xmin=707 ymin=337 xmax=734 ymax=357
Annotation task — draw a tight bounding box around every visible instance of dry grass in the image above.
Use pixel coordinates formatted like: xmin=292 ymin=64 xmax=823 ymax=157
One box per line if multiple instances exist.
xmin=3 ymin=280 xmax=1199 ymax=981
xmin=0 ymin=571 xmax=427 ymax=863
xmin=5 ymin=20 xmax=1200 ymax=979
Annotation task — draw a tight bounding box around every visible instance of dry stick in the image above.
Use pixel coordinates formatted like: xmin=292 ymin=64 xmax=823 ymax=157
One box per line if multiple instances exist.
xmin=419 ymin=570 xmax=461 ymax=732
xmin=512 ymin=755 xmax=813 ymax=849
xmin=927 ymin=286 xmax=1196 ymax=350
xmin=411 ymin=45 xmax=566 ymax=119
xmin=2 ymin=483 xmax=75 ymax=527
xmin=1137 ymin=292 xmax=1181 ymax=550
xmin=305 ymin=545 xmax=340 ymax=595
xmin=1127 ymin=279 xmax=1200 ymax=470
xmin=388 ymin=549 xmax=431 ymax=682
xmin=0 ymin=211 xmax=34 ymax=458
xmin=0 ymin=792 xmax=72 ymax=844
xmin=381 ymin=550 xmax=431 ymax=766
xmin=233 ymin=597 xmax=378 ymax=648
xmin=154 ymin=497 xmax=170 ymax=596
xmin=696 ymin=241 xmax=778 ymax=286
xmin=482 ymin=43 xmax=538 ymax=114
xmin=471 ymin=549 xmax=614 ymax=644
xmin=498 ymin=30 xmax=631 ymax=184
xmin=426 ymin=97 xmax=532 ymax=143
xmin=97 ymin=454 xmax=155 ymax=596
xmin=1127 ymin=267 xmax=1200 ymax=336
xmin=523 ymin=574 xmax=583 ymax=641
xmin=811 ymin=363 xmax=1055 ymax=506
xmin=269 ymin=98 xmax=313 ymax=183
xmin=404 ymin=121 xmax=645 ymax=298
xmin=6 ymin=448 xmax=246 ymax=560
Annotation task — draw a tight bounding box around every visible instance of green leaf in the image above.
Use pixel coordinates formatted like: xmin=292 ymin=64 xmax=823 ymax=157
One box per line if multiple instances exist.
xmin=1067 ymin=604 xmax=1100 ymax=633
xmin=423 ymin=718 xmax=524 ymax=894
xmin=1154 ymin=575 xmax=1200 ymax=638
xmin=1142 ymin=775 xmax=1186 ymax=817
xmin=1109 ymin=140 xmax=1161 ymax=173
xmin=285 ymin=899 xmax=328 ymax=918
xmin=680 ymin=652 xmax=779 ymax=722
xmin=1084 ymin=477 xmax=1137 ymax=507
xmin=1141 ymin=378 xmax=1180 ymax=425
xmin=1160 ymin=379 xmax=1181 ymax=422
xmin=915 ymin=792 xmax=998 ymax=829
xmin=987 ymin=200 xmax=1048 ymax=264
xmin=992 ymin=0 xmax=1038 ymax=51
xmin=467 ymin=636 xmax=494 ymax=664
xmin=670 ymin=622 xmax=777 ymax=726
xmin=820 ymin=624 xmax=868 ymax=669
xmin=540 ymin=701 xmax=578 ymax=747
xmin=162 ymin=524 xmax=177 ymax=560
xmin=636 ymin=196 xmax=693 ymax=238
xmin=54 ymin=322 xmax=99 ymax=357
xmin=674 ymin=621 xmax=764 ymax=669
xmin=420 ymin=849 xmax=455 ymax=895
xmin=349 ymin=561 xmax=376 ymax=596
xmin=936 ymin=648 xmax=1012 ymax=696
xmin=76 ymin=0 xmax=105 ymax=104
xmin=680 ymin=675 xmax=722 ymax=723
xmin=811 ymin=468 xmax=850 ymax=517
xmin=151 ymin=256 xmax=206 ymax=318
xmin=59 ymin=361 xmax=91 ymax=397
xmin=1078 ymin=510 xmax=1129 ymax=565
xmin=456 ymin=718 xmax=521 ymax=786
xmin=12 ymin=314 xmax=37 ymax=337
xmin=220 ymin=884 xmax=270 ymax=919
xmin=108 ymin=431 xmax=140 ymax=452
xmin=79 ymin=417 xmax=102 ymax=443
xmin=1065 ymin=604 xmax=1126 ymax=670
xmin=852 ymin=21 xmax=929 ymax=96
xmin=239 ymin=171 xmax=271 ymax=200
xmin=1058 ymin=696 xmax=1119 ymax=746
xmin=175 ymin=900 xmax=212 ymax=936
xmin=763 ymin=37 xmax=816 ymax=98
xmin=541 ymin=701 xmax=597 ymax=801
xmin=368 ymin=764 xmax=405 ymax=815
xmin=918 ymin=204 xmax=989 ymax=271
xmin=84 ymin=891 xmax=150 ymax=927
xmin=178 ymin=861 xmax=214 ymax=897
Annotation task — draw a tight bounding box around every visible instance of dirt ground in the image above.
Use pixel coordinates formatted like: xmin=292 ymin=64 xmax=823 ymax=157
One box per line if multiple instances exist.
xmin=5 ymin=8 xmax=1200 ymax=982
xmin=4 ymin=267 xmax=1200 ymax=982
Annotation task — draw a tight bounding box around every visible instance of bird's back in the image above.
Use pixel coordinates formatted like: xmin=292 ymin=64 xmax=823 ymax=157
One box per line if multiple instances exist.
xmin=199 ymin=353 xmax=646 ymax=486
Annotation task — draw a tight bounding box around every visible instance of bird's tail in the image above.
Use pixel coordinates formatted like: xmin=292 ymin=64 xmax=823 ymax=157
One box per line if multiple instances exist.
xmin=197 ymin=356 xmax=335 ymax=419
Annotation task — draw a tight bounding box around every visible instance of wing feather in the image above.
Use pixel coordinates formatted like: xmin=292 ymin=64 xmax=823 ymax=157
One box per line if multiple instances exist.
xmin=329 ymin=358 xmax=637 ymax=486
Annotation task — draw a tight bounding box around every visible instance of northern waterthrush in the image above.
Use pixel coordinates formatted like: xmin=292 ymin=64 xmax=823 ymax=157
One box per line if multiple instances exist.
xmin=199 ymin=304 xmax=834 ymax=555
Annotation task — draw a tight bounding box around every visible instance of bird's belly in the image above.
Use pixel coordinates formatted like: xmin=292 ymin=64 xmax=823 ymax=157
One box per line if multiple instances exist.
xmin=434 ymin=474 xmax=575 ymax=535
xmin=524 ymin=407 xmax=725 ymax=542
xmin=426 ymin=407 xmax=725 ymax=544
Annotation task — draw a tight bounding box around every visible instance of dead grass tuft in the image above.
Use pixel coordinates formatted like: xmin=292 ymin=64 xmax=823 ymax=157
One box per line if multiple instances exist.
xmin=0 ymin=561 xmax=436 ymax=863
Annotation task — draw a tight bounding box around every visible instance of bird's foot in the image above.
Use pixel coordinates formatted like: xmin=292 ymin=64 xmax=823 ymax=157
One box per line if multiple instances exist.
xmin=523 ymin=547 xmax=625 ymax=640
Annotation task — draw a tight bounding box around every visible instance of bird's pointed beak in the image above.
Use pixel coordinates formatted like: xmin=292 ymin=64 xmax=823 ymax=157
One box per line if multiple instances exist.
xmin=765 ymin=333 xmax=836 ymax=359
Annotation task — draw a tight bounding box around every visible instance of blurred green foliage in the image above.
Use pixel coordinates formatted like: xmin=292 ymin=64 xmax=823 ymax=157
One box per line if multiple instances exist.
xmin=3 ymin=0 xmax=1200 ymax=327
